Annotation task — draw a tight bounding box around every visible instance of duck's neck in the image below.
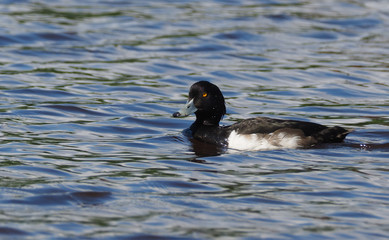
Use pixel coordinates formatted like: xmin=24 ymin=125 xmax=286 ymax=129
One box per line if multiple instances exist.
xmin=194 ymin=111 xmax=222 ymax=127
xmin=189 ymin=113 xmax=220 ymax=136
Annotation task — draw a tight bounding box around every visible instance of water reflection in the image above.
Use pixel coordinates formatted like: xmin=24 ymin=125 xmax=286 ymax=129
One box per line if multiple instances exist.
xmin=190 ymin=138 xmax=226 ymax=157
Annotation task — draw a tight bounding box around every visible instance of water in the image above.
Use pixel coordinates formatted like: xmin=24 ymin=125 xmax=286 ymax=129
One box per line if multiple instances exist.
xmin=0 ymin=0 xmax=389 ymax=239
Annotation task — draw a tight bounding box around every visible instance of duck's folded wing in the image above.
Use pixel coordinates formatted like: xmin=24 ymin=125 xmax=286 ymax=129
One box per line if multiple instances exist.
xmin=226 ymin=117 xmax=327 ymax=136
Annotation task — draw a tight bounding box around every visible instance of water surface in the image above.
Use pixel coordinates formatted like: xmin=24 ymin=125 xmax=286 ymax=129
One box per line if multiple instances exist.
xmin=0 ymin=0 xmax=389 ymax=239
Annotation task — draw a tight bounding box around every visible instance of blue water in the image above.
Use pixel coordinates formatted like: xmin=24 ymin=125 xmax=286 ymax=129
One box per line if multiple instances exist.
xmin=1 ymin=0 xmax=389 ymax=239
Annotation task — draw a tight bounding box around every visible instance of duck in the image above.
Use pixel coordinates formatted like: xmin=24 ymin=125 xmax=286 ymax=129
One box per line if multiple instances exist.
xmin=173 ymin=81 xmax=351 ymax=151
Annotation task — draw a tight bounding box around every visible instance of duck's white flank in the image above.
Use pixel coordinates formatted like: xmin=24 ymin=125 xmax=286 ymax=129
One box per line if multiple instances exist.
xmin=227 ymin=130 xmax=302 ymax=151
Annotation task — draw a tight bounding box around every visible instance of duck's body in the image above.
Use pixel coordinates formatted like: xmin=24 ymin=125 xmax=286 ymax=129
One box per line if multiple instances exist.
xmin=173 ymin=81 xmax=351 ymax=151
xmin=190 ymin=116 xmax=349 ymax=150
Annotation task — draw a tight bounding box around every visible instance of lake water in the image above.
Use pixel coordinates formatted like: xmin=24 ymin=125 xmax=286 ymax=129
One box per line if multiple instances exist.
xmin=0 ymin=0 xmax=389 ymax=239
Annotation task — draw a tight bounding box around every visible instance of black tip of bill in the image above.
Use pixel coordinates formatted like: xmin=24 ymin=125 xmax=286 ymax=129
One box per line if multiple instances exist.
xmin=172 ymin=112 xmax=181 ymax=118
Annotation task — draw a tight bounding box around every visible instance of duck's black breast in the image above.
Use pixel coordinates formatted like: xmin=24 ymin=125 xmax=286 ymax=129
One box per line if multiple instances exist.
xmin=190 ymin=123 xmax=231 ymax=147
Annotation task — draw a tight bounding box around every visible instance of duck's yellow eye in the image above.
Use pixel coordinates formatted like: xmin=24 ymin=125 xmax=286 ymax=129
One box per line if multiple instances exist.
xmin=202 ymin=93 xmax=208 ymax=97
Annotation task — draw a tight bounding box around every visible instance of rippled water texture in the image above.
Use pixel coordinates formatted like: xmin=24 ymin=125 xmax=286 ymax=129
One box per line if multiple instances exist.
xmin=1 ymin=0 xmax=389 ymax=239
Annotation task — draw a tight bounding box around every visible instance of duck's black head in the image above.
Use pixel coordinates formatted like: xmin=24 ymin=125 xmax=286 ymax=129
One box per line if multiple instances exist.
xmin=173 ymin=81 xmax=226 ymax=126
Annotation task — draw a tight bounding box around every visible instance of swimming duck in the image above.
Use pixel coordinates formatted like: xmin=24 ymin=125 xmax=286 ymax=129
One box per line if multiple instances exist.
xmin=173 ymin=81 xmax=351 ymax=151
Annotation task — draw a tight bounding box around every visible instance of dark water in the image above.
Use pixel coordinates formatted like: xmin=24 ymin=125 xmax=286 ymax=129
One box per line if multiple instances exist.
xmin=1 ymin=0 xmax=389 ymax=239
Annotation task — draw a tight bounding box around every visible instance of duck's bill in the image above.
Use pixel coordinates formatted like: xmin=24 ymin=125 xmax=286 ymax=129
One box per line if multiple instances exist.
xmin=172 ymin=98 xmax=197 ymax=117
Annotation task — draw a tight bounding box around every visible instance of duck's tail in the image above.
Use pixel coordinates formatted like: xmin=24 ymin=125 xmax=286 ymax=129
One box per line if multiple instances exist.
xmin=314 ymin=126 xmax=353 ymax=143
